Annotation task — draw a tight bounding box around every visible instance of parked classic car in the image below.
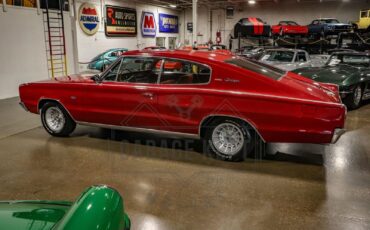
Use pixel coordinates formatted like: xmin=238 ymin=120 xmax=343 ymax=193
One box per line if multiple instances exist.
xmin=353 ymin=9 xmax=370 ymax=32
xmin=307 ymin=18 xmax=352 ymax=37
xmin=234 ymin=18 xmax=271 ymax=38
xmin=87 ymin=48 xmax=128 ymax=71
xmin=19 ymin=50 xmax=346 ymax=161
xmin=239 ymin=47 xmax=265 ymax=60
xmin=258 ymin=48 xmax=316 ymax=71
xmin=293 ymin=52 xmax=370 ymax=109
xmin=271 ymin=21 xmax=308 ymax=37
xmin=0 ymin=185 xmax=130 ymax=230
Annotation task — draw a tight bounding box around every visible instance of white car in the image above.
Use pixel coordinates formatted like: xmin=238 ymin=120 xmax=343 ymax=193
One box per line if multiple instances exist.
xmin=258 ymin=49 xmax=322 ymax=71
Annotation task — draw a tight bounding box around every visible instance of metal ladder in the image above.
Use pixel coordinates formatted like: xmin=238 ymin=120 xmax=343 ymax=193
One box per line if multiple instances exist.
xmin=42 ymin=0 xmax=67 ymax=79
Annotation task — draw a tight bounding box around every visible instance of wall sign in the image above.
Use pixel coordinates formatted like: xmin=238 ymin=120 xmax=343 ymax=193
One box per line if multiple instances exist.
xmin=187 ymin=22 xmax=193 ymax=32
xmin=159 ymin=13 xmax=178 ymax=33
xmin=105 ymin=5 xmax=137 ymax=37
xmin=141 ymin=11 xmax=156 ymax=37
xmin=78 ymin=3 xmax=100 ymax=36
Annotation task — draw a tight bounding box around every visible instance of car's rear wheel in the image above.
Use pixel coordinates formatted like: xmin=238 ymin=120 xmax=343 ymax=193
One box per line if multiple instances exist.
xmin=204 ymin=118 xmax=255 ymax=161
xmin=344 ymin=85 xmax=363 ymax=110
xmin=41 ymin=102 xmax=76 ymax=137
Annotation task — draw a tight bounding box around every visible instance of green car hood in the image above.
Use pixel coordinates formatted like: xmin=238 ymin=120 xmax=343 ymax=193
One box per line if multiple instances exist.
xmin=292 ymin=65 xmax=361 ymax=86
xmin=0 ymin=186 xmax=130 ymax=230
xmin=0 ymin=201 xmax=71 ymax=230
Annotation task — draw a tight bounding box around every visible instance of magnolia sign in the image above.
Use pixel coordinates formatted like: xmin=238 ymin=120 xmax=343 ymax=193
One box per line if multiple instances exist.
xmin=141 ymin=11 xmax=156 ymax=37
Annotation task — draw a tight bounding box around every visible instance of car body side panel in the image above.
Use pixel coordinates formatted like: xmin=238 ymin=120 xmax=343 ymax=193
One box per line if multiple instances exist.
xmin=19 ymin=52 xmax=346 ymax=144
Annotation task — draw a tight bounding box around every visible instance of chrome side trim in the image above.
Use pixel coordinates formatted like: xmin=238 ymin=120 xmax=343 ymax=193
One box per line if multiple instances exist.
xmin=331 ymin=128 xmax=346 ymax=144
xmin=77 ymin=121 xmax=200 ymax=139
xmin=198 ymin=114 xmax=266 ymax=142
xmin=19 ymin=102 xmax=29 ymax=112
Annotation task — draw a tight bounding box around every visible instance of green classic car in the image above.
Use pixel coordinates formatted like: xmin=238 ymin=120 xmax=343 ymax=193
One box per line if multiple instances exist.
xmin=88 ymin=48 xmax=128 ymax=72
xmin=293 ymin=52 xmax=370 ymax=109
xmin=0 ymin=185 xmax=130 ymax=230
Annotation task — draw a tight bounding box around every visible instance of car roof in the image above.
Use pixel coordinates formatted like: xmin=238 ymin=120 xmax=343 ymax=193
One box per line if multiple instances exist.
xmin=123 ymin=50 xmax=234 ymax=63
xmin=265 ymin=48 xmax=306 ymax=52
xmin=331 ymin=52 xmax=370 ymax=56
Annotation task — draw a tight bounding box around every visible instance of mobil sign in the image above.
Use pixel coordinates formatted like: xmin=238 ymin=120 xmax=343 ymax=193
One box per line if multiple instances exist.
xmin=141 ymin=11 xmax=156 ymax=37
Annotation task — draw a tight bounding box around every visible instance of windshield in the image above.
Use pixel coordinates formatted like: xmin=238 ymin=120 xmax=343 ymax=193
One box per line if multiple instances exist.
xmin=280 ymin=21 xmax=298 ymax=26
xmin=92 ymin=52 xmax=106 ymax=61
xmin=259 ymin=51 xmax=295 ymax=62
xmin=225 ymin=57 xmax=286 ymax=80
xmin=327 ymin=54 xmax=370 ymax=67
xmin=321 ymin=19 xmax=339 ymax=23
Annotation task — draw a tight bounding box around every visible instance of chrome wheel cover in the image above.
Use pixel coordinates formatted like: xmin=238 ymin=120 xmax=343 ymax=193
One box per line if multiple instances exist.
xmin=211 ymin=123 xmax=245 ymax=156
xmin=354 ymin=86 xmax=362 ymax=106
xmin=45 ymin=107 xmax=65 ymax=132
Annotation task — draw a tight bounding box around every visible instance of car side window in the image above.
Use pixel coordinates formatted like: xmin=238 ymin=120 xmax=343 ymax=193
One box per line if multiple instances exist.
xmin=295 ymin=52 xmax=307 ymax=62
xmin=361 ymin=11 xmax=367 ymax=18
xmin=115 ymin=57 xmax=162 ymax=84
xmin=102 ymin=57 xmax=162 ymax=83
xmin=103 ymin=59 xmax=122 ymax=81
xmin=159 ymin=59 xmax=211 ymax=85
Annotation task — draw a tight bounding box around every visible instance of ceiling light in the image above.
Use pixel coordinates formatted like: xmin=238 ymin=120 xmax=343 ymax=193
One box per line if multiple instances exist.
xmin=248 ymin=0 xmax=256 ymax=4
xmin=169 ymin=4 xmax=177 ymax=8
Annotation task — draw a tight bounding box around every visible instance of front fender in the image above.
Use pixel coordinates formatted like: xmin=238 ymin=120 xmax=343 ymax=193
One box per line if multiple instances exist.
xmin=54 ymin=185 xmax=130 ymax=230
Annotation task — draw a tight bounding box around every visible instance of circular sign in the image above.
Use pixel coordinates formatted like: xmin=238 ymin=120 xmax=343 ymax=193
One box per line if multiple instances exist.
xmin=78 ymin=3 xmax=100 ymax=35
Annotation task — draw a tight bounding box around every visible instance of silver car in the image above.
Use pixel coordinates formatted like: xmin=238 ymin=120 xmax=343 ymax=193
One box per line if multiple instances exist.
xmin=259 ymin=49 xmax=316 ymax=71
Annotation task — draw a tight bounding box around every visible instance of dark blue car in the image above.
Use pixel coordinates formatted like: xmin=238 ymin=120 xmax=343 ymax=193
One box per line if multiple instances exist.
xmin=308 ymin=18 xmax=352 ymax=37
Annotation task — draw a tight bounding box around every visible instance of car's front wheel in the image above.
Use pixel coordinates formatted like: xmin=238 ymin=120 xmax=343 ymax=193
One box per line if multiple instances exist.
xmin=205 ymin=118 xmax=255 ymax=161
xmin=344 ymin=85 xmax=363 ymax=110
xmin=41 ymin=102 xmax=76 ymax=137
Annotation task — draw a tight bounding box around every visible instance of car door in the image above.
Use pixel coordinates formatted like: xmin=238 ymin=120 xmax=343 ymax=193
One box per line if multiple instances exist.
xmin=80 ymin=56 xmax=166 ymax=129
xmin=308 ymin=20 xmax=319 ymax=34
xmin=154 ymin=58 xmax=212 ymax=134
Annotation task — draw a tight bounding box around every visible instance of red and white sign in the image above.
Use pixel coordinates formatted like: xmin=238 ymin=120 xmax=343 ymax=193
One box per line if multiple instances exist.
xmin=141 ymin=11 xmax=156 ymax=37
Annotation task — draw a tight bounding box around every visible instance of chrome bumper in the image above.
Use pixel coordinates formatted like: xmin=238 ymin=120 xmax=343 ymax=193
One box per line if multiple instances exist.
xmin=19 ymin=102 xmax=28 ymax=112
xmin=331 ymin=128 xmax=346 ymax=144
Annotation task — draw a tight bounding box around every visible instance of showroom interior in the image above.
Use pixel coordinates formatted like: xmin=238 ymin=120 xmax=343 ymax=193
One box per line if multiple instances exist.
xmin=1 ymin=0 xmax=370 ymax=229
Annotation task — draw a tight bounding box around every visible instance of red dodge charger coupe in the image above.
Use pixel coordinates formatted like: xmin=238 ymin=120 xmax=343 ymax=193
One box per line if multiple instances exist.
xmin=271 ymin=21 xmax=308 ymax=36
xmin=19 ymin=50 xmax=346 ymax=161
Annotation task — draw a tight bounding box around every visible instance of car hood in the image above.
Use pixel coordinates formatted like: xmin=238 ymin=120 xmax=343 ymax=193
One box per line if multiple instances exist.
xmin=0 ymin=201 xmax=71 ymax=230
xmin=55 ymin=74 xmax=95 ymax=83
xmin=260 ymin=61 xmax=296 ymax=71
xmin=327 ymin=23 xmax=351 ymax=26
xmin=292 ymin=65 xmax=360 ymax=86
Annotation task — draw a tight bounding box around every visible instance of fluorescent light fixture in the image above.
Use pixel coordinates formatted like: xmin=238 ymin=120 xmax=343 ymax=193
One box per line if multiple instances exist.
xmin=169 ymin=4 xmax=177 ymax=8
xmin=248 ymin=0 xmax=256 ymax=4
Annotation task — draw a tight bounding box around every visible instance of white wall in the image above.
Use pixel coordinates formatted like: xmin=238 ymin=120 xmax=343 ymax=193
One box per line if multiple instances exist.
xmin=0 ymin=6 xmax=75 ymax=99
xmin=74 ymin=0 xmax=182 ymax=71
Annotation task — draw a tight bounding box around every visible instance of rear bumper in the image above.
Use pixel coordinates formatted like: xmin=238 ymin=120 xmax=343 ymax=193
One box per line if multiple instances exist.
xmin=331 ymin=128 xmax=346 ymax=144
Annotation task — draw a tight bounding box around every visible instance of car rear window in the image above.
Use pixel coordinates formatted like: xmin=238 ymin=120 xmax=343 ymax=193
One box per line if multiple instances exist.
xmin=225 ymin=57 xmax=286 ymax=80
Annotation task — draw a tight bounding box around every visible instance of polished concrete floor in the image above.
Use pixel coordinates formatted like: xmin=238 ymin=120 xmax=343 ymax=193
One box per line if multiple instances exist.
xmin=1 ymin=97 xmax=370 ymax=229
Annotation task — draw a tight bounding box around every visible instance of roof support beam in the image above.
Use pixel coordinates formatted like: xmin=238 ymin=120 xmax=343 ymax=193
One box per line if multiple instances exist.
xmin=192 ymin=0 xmax=198 ymax=45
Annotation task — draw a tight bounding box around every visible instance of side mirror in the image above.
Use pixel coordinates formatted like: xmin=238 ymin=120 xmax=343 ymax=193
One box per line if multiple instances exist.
xmin=111 ymin=52 xmax=117 ymax=57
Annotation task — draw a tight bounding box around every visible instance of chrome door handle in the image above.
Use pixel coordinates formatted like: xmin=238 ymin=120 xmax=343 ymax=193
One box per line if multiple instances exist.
xmin=142 ymin=92 xmax=154 ymax=99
